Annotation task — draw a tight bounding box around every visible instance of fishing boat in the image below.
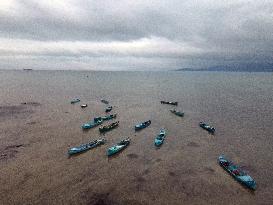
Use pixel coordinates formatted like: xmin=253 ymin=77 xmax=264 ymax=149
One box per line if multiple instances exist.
xmin=218 ymin=155 xmax=256 ymax=190
xmin=82 ymin=117 xmax=103 ymax=129
xmin=199 ymin=122 xmax=215 ymax=133
xmin=170 ymin=109 xmax=184 ymax=117
xmin=99 ymin=121 xmax=119 ymax=133
xmin=105 ymin=106 xmax=112 ymax=112
xmin=81 ymin=104 xmax=87 ymax=108
xmin=135 ymin=120 xmax=151 ymax=131
xmin=107 ymin=138 xmax=130 ymax=156
xmin=101 ymin=99 xmax=109 ymax=104
xmin=71 ymin=98 xmax=80 ymax=104
xmin=101 ymin=114 xmax=117 ymax=121
xmin=160 ymin=101 xmax=178 ymax=106
xmin=154 ymin=129 xmax=166 ymax=147
xmin=68 ymin=139 xmax=106 ymax=155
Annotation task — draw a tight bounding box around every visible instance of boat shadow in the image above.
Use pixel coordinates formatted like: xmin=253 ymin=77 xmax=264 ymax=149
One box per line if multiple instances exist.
xmin=239 ymin=184 xmax=256 ymax=194
xmin=107 ymin=149 xmax=128 ymax=160
xmin=82 ymin=128 xmax=92 ymax=132
xmin=67 ymin=151 xmax=88 ymax=158
xmin=134 ymin=126 xmax=150 ymax=133
xmin=154 ymin=145 xmax=162 ymax=150
xmin=67 ymin=145 xmax=105 ymax=159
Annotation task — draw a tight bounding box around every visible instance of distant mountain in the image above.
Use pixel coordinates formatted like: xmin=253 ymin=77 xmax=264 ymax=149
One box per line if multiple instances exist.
xmin=175 ymin=64 xmax=273 ymax=72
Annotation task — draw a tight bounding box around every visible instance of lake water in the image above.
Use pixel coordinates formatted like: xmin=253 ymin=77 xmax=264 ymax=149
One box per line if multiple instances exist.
xmin=0 ymin=70 xmax=273 ymax=204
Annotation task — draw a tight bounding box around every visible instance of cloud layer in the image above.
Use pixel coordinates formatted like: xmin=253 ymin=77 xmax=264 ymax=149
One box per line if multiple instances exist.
xmin=0 ymin=0 xmax=272 ymax=70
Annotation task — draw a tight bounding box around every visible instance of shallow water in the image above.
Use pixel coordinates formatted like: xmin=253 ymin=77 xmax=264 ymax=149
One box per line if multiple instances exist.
xmin=0 ymin=70 xmax=273 ymax=204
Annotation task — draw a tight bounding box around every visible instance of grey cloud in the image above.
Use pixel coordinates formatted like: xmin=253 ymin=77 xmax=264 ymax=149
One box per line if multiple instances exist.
xmin=0 ymin=0 xmax=272 ymax=70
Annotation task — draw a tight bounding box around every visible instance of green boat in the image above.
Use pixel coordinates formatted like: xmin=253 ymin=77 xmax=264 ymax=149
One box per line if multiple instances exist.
xmin=71 ymin=98 xmax=80 ymax=104
xmin=99 ymin=121 xmax=119 ymax=133
xmin=218 ymin=155 xmax=256 ymax=190
xmin=68 ymin=138 xmax=106 ymax=155
xmin=101 ymin=114 xmax=117 ymax=121
xmin=135 ymin=120 xmax=151 ymax=131
xmin=107 ymin=138 xmax=130 ymax=156
xmin=82 ymin=117 xmax=103 ymax=129
xmin=170 ymin=109 xmax=184 ymax=117
xmin=154 ymin=129 xmax=166 ymax=147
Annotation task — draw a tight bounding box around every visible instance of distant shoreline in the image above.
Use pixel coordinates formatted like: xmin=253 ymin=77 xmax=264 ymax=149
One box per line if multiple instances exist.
xmin=0 ymin=68 xmax=272 ymax=72
xmin=174 ymin=68 xmax=273 ymax=72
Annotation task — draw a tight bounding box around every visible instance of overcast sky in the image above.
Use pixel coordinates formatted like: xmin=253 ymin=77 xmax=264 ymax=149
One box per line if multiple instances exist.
xmin=0 ymin=0 xmax=272 ymax=70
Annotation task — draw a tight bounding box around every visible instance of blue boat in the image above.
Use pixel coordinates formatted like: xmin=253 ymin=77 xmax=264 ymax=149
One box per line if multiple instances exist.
xmin=82 ymin=117 xmax=103 ymax=129
xmin=107 ymin=138 xmax=130 ymax=156
xmin=135 ymin=120 xmax=151 ymax=131
xmin=199 ymin=122 xmax=215 ymax=133
xmin=154 ymin=129 xmax=166 ymax=147
xmin=101 ymin=114 xmax=117 ymax=121
xmin=68 ymin=138 xmax=106 ymax=155
xmin=71 ymin=98 xmax=80 ymax=104
xmin=218 ymin=155 xmax=256 ymax=190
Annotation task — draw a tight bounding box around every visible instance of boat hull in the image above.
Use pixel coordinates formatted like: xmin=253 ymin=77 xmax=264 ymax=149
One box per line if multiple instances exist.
xmin=107 ymin=139 xmax=130 ymax=156
xmin=101 ymin=114 xmax=117 ymax=121
xmin=218 ymin=155 xmax=256 ymax=190
xmin=82 ymin=120 xmax=103 ymax=129
xmin=135 ymin=120 xmax=151 ymax=131
xmin=68 ymin=139 xmax=105 ymax=155
xmin=154 ymin=129 xmax=166 ymax=147
xmin=170 ymin=109 xmax=184 ymax=117
xmin=199 ymin=122 xmax=215 ymax=133
xmin=71 ymin=99 xmax=80 ymax=104
xmin=99 ymin=122 xmax=119 ymax=133
xmin=161 ymin=101 xmax=178 ymax=105
xmin=105 ymin=106 xmax=113 ymax=112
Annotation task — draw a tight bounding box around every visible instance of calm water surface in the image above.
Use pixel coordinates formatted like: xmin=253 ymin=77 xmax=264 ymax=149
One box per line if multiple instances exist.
xmin=0 ymin=70 xmax=272 ymax=205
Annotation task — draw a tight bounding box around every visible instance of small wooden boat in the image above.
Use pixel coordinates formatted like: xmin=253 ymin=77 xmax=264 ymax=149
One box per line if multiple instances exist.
xmin=99 ymin=121 xmax=119 ymax=133
xmin=154 ymin=129 xmax=166 ymax=147
xmin=105 ymin=106 xmax=113 ymax=112
xmin=135 ymin=120 xmax=151 ymax=131
xmin=101 ymin=99 xmax=109 ymax=104
xmin=160 ymin=101 xmax=178 ymax=106
xmin=199 ymin=122 xmax=215 ymax=133
xmin=82 ymin=117 xmax=103 ymax=129
xmin=81 ymin=104 xmax=87 ymax=108
xmin=170 ymin=109 xmax=184 ymax=117
xmin=107 ymin=138 xmax=130 ymax=156
xmin=218 ymin=155 xmax=256 ymax=190
xmin=68 ymin=139 xmax=106 ymax=155
xmin=101 ymin=114 xmax=117 ymax=121
xmin=71 ymin=98 xmax=80 ymax=104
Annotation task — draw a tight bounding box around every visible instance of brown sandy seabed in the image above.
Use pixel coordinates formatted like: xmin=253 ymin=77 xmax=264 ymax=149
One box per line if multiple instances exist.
xmin=0 ymin=71 xmax=273 ymax=205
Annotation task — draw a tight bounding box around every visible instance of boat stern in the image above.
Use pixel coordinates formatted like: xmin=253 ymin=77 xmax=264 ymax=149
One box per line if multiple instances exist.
xmin=237 ymin=175 xmax=257 ymax=190
xmin=154 ymin=139 xmax=163 ymax=147
xmin=82 ymin=123 xmax=91 ymax=129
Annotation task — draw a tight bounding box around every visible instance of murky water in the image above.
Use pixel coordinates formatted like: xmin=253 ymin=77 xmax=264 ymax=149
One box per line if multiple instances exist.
xmin=0 ymin=70 xmax=273 ymax=204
